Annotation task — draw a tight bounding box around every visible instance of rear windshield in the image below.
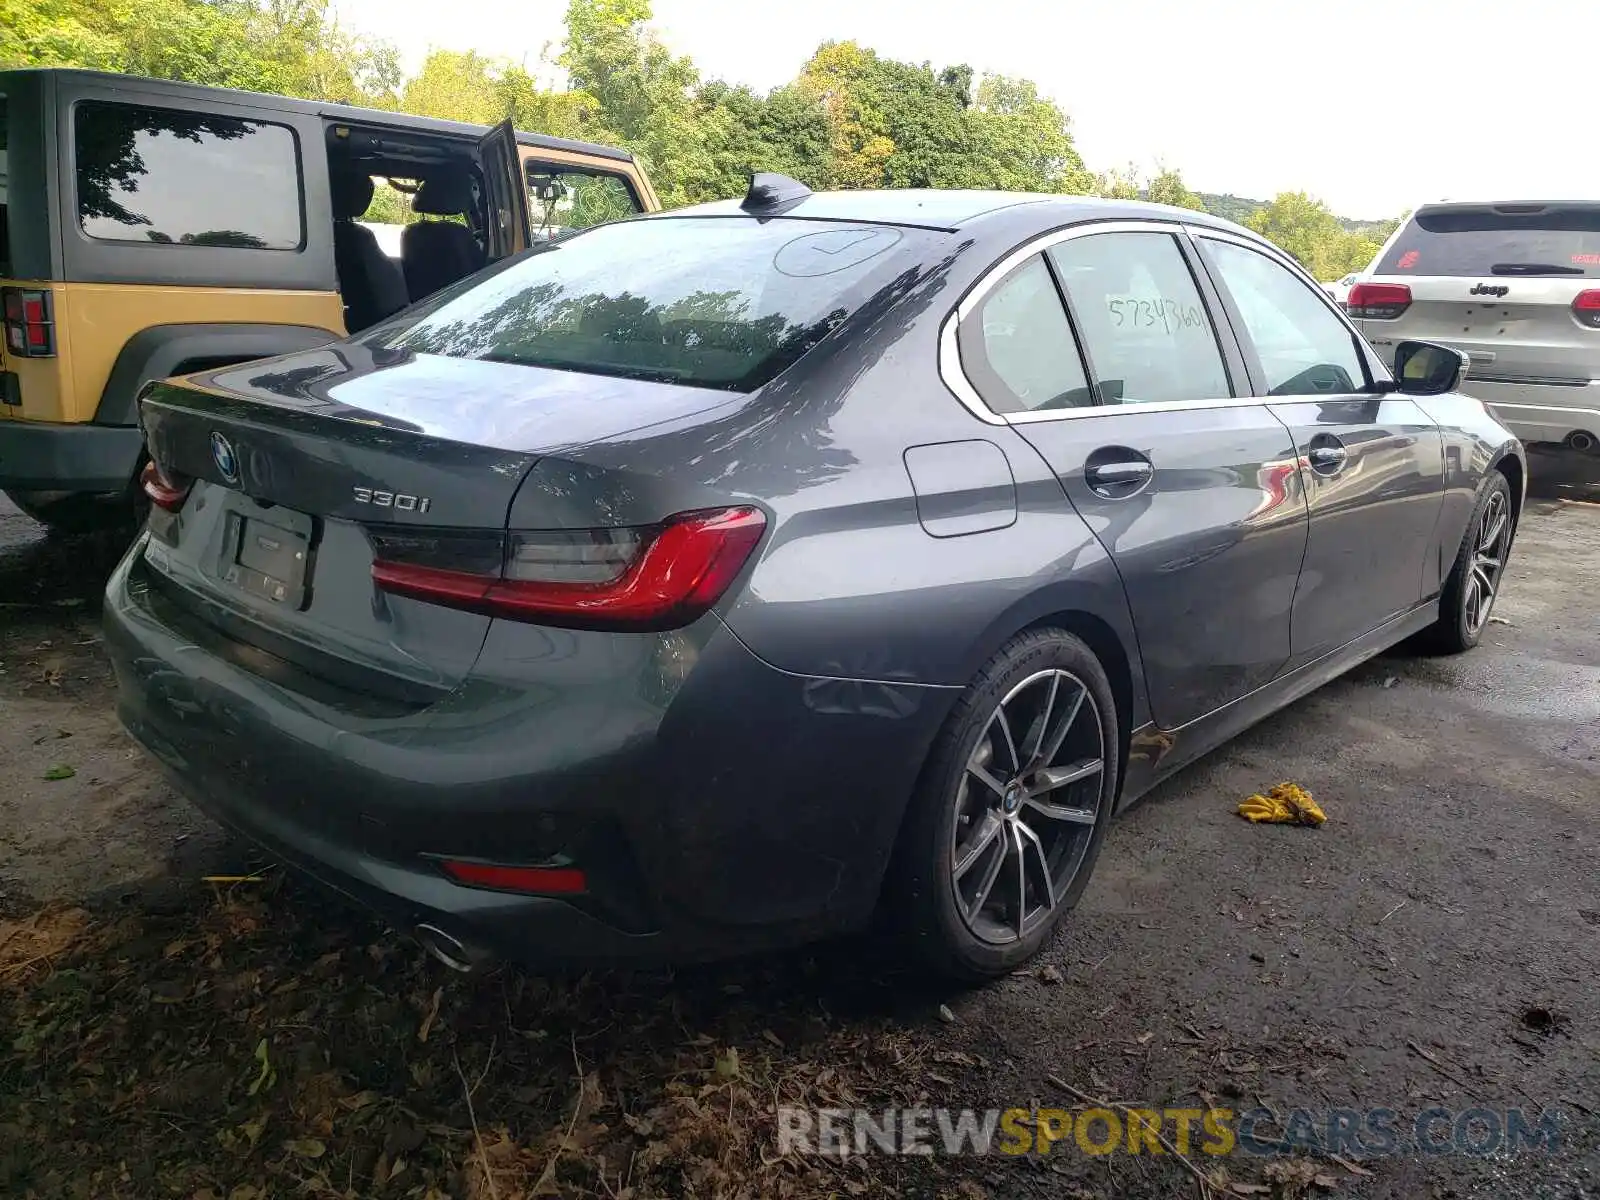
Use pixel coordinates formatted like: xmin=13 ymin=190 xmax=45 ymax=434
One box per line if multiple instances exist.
xmin=1377 ymin=206 xmax=1600 ymax=278
xmin=376 ymin=216 xmax=934 ymax=391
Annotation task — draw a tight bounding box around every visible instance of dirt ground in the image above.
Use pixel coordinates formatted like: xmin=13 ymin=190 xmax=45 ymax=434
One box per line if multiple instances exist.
xmin=1 ymin=448 xmax=1597 ymax=1199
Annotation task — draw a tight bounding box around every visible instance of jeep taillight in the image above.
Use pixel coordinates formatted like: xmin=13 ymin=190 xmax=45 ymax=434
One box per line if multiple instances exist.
xmin=1572 ymin=290 xmax=1600 ymax=329
xmin=2 ymin=288 xmax=56 ymax=358
xmin=1346 ymin=283 xmax=1412 ymax=321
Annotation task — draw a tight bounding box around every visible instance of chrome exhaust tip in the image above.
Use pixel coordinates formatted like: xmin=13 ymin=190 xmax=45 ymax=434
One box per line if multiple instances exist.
xmin=414 ymin=923 xmax=483 ymax=974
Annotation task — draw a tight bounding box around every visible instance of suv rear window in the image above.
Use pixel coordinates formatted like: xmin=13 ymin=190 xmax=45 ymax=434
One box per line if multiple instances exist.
xmin=379 ymin=216 xmax=933 ymax=391
xmin=1377 ymin=206 xmax=1600 ymax=278
xmin=74 ymin=101 xmax=304 ymax=250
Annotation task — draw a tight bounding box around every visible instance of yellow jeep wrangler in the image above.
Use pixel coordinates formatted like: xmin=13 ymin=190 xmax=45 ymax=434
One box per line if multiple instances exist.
xmin=0 ymin=68 xmax=659 ymax=531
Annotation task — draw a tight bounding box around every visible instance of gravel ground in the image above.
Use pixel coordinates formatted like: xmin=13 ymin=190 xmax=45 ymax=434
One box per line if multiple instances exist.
xmin=0 ymin=448 xmax=1596 ymax=1198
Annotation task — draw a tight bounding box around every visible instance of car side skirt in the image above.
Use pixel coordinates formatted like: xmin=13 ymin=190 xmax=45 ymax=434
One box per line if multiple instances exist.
xmin=1118 ymin=600 xmax=1440 ymax=807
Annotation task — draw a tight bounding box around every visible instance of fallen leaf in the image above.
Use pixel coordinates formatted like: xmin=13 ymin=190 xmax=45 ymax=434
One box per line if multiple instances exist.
xmin=284 ymin=1138 xmax=326 ymax=1159
xmin=714 ymin=1047 xmax=740 ymax=1079
xmin=43 ymin=764 xmax=75 ymax=781
xmin=417 ymin=986 xmax=442 ymax=1044
xmin=938 ymin=1004 xmax=957 ymax=1024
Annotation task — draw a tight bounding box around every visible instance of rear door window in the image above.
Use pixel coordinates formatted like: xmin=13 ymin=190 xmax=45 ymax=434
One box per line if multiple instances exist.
xmin=74 ymin=101 xmax=304 ymax=250
xmin=379 ymin=216 xmax=934 ymax=392
xmin=1377 ymin=207 xmax=1600 ymax=278
xmin=1047 ymin=231 xmax=1232 ymax=405
xmin=959 ymin=254 xmax=1093 ymax=414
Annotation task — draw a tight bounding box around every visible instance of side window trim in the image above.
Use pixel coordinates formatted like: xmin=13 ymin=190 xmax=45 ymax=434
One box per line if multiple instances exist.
xmin=1189 ymin=230 xmax=1380 ymax=396
xmin=1174 ymin=229 xmax=1254 ymax=398
xmin=1035 ymin=246 xmax=1106 ymax=407
xmin=954 ymin=251 xmax=1098 ymax=415
xmin=940 ymin=218 xmax=1285 ymax=427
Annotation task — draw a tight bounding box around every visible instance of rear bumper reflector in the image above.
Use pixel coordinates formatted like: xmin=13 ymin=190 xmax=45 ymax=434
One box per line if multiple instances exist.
xmin=441 ymin=860 xmax=588 ymax=895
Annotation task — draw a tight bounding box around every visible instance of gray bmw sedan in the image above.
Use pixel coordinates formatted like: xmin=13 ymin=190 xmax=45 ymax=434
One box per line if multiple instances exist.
xmin=105 ymin=177 xmax=1525 ymax=980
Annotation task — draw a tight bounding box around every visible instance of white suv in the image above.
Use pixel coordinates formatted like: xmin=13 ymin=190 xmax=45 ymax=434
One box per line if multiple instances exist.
xmin=1351 ymin=201 xmax=1600 ymax=452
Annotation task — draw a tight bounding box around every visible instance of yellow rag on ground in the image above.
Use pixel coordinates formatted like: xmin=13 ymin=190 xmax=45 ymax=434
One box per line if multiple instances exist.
xmin=1237 ymin=781 xmax=1326 ymax=826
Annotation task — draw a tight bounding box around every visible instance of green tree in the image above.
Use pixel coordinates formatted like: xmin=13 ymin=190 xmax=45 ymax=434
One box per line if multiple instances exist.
xmin=560 ymin=0 xmax=706 ymax=205
xmin=1146 ymin=165 xmax=1206 ymax=211
xmin=1246 ymin=191 xmax=1382 ymax=279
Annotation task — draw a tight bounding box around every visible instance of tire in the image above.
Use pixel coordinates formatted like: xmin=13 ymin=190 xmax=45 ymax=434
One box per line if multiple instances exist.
xmin=6 ymin=470 xmax=147 ymax=539
xmin=1423 ymin=472 xmax=1514 ymax=654
xmin=889 ymin=628 xmax=1120 ymax=981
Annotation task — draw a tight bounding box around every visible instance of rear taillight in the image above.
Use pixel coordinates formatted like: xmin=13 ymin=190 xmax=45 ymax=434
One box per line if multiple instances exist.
xmin=1573 ymin=290 xmax=1600 ymax=329
xmin=2 ymin=288 xmax=56 ymax=358
xmin=371 ymin=506 xmax=767 ymax=631
xmin=1346 ymin=282 xmax=1412 ymax=320
xmin=140 ymin=460 xmax=192 ymax=512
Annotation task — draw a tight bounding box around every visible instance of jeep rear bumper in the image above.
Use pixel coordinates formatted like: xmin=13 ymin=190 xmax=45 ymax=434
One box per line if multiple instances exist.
xmin=0 ymin=419 xmax=143 ymax=492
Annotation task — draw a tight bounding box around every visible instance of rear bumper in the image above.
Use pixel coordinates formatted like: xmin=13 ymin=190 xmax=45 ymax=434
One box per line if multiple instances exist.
xmin=1459 ymin=379 xmax=1600 ymax=446
xmin=0 ymin=418 xmax=143 ymax=492
xmin=104 ymin=536 xmax=955 ymax=965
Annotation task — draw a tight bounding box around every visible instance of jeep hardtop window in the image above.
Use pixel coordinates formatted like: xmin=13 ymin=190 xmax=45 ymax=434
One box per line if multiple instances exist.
xmin=378 ymin=217 xmax=932 ymax=392
xmin=74 ymin=101 xmax=303 ymax=250
xmin=528 ymin=167 xmax=640 ymax=239
xmin=1378 ymin=206 xmax=1600 ymax=278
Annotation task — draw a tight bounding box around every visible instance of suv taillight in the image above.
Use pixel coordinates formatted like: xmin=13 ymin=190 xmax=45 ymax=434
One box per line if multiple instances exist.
xmin=1346 ymin=282 xmax=1412 ymax=320
xmin=371 ymin=506 xmax=767 ymax=631
xmin=1573 ymin=290 xmax=1600 ymax=329
xmin=2 ymin=288 xmax=56 ymax=358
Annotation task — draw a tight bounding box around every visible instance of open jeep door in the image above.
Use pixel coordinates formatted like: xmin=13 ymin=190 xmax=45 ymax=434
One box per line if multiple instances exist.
xmin=478 ymin=119 xmax=530 ymax=259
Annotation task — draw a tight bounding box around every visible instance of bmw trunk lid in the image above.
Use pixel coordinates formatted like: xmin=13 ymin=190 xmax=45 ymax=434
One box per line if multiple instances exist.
xmin=136 ymin=349 xmax=545 ymax=694
xmin=132 ymin=343 xmax=740 ymax=695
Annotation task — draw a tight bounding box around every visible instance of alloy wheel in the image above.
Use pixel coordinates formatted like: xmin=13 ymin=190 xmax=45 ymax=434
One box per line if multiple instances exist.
xmin=1464 ymin=490 xmax=1510 ymax=636
xmin=949 ymin=668 xmax=1106 ymax=945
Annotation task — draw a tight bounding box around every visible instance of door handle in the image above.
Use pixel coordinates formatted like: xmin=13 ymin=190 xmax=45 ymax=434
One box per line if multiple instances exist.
xmin=1084 ymin=453 xmax=1154 ymax=497
xmin=1307 ymin=435 xmax=1348 ymax=475
xmin=1308 ymin=445 xmax=1347 ymax=470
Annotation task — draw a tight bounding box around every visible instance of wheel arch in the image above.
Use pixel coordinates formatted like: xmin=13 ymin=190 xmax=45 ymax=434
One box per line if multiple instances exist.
xmin=93 ymin=323 xmax=339 ymax=428
xmin=1488 ymin=448 xmax=1524 ymax=531
xmin=1017 ymin=609 xmax=1136 ymax=804
xmin=878 ymin=591 xmax=1145 ymax=916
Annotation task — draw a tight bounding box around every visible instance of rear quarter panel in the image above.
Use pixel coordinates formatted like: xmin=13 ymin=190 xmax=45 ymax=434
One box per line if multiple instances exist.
xmin=1412 ymin=392 xmax=1526 ymax=585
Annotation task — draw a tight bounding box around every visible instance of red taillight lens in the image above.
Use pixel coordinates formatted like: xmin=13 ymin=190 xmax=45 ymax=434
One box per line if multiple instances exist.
xmin=1573 ymin=289 xmax=1600 ymax=328
xmin=140 ymin=459 xmax=192 ymax=512
xmin=371 ymin=505 xmax=767 ymax=631
xmin=2 ymin=288 xmax=55 ymax=357
xmin=1347 ymin=282 xmax=1412 ymax=320
xmin=440 ymin=860 xmax=587 ymax=894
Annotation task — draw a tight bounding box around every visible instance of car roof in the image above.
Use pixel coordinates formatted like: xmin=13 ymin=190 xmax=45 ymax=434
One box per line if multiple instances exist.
xmin=0 ymin=67 xmax=635 ymax=163
xmin=1411 ymin=199 xmax=1600 ymax=213
xmin=657 ymin=189 xmax=1249 ymax=234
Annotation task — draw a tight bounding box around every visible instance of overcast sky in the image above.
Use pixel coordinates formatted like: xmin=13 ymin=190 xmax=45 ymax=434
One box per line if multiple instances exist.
xmin=332 ymin=0 xmax=1598 ymax=219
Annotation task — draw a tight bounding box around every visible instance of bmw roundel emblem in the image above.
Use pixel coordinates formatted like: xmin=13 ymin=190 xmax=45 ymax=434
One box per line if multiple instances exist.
xmin=210 ymin=432 xmax=239 ymax=483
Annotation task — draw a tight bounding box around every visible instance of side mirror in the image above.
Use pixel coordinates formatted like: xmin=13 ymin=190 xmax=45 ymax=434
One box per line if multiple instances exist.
xmin=1392 ymin=340 xmax=1467 ymax=396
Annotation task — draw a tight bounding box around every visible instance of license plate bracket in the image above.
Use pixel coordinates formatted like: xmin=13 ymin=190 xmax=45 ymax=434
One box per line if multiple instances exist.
xmin=218 ymin=499 xmax=314 ymax=608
